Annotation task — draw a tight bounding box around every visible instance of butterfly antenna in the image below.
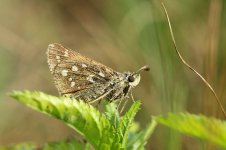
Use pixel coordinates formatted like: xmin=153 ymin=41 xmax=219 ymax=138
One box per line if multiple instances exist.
xmin=135 ymin=65 xmax=150 ymax=74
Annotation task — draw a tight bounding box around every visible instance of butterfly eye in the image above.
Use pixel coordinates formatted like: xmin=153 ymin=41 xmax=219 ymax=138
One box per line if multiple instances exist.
xmin=128 ymin=75 xmax=135 ymax=82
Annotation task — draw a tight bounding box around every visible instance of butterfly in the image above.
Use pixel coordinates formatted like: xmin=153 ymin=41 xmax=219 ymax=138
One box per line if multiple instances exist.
xmin=47 ymin=43 xmax=149 ymax=109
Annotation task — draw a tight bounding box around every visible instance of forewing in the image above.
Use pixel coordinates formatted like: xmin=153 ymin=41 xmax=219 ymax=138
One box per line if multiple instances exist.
xmin=47 ymin=43 xmax=117 ymax=100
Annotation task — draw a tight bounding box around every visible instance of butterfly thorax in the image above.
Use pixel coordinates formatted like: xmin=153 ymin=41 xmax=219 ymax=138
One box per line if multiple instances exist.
xmin=105 ymin=72 xmax=141 ymax=101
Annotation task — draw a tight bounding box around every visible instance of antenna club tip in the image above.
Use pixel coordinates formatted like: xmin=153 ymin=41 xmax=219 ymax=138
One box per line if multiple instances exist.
xmin=136 ymin=65 xmax=150 ymax=73
xmin=143 ymin=65 xmax=150 ymax=71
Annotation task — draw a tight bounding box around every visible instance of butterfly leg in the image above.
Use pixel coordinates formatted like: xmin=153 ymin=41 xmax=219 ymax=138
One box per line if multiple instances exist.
xmin=119 ymin=87 xmax=133 ymax=113
xmin=98 ymin=98 xmax=103 ymax=105
xmin=120 ymin=98 xmax=128 ymax=114
xmin=114 ymin=97 xmax=123 ymax=128
xmin=95 ymin=99 xmax=102 ymax=109
xmin=130 ymin=90 xmax=135 ymax=103
xmin=88 ymin=90 xmax=112 ymax=104
xmin=95 ymin=98 xmax=106 ymax=109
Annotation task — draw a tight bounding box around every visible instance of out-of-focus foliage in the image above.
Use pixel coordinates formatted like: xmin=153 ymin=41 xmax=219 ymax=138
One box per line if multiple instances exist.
xmin=156 ymin=113 xmax=226 ymax=149
xmin=0 ymin=143 xmax=36 ymax=150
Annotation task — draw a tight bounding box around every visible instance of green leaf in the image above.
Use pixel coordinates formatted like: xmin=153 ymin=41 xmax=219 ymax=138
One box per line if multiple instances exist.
xmin=104 ymin=101 xmax=120 ymax=125
xmin=10 ymin=91 xmax=117 ymax=150
xmin=127 ymin=120 xmax=157 ymax=150
xmin=10 ymin=91 xmax=147 ymax=150
xmin=0 ymin=139 xmax=90 ymax=150
xmin=117 ymin=101 xmax=141 ymax=148
xmin=155 ymin=113 xmax=226 ymax=148
xmin=102 ymin=101 xmax=142 ymax=150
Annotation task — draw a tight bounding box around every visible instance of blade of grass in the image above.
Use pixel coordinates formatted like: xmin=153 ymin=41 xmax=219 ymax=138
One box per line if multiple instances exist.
xmin=161 ymin=2 xmax=226 ymax=119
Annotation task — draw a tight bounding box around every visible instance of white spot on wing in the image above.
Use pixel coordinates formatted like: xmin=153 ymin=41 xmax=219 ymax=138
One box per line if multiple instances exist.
xmin=69 ymin=78 xmax=72 ymax=81
xmin=48 ymin=44 xmax=55 ymax=48
xmin=71 ymin=81 xmax=75 ymax=87
xmin=61 ymin=70 xmax=68 ymax=76
xmin=87 ymin=75 xmax=95 ymax=83
xmin=64 ymin=50 xmax=69 ymax=57
xmin=49 ymin=63 xmax=55 ymax=72
xmin=98 ymin=71 xmax=105 ymax=77
xmin=81 ymin=64 xmax=87 ymax=68
xmin=72 ymin=65 xmax=78 ymax=71
xmin=56 ymin=56 xmax=61 ymax=63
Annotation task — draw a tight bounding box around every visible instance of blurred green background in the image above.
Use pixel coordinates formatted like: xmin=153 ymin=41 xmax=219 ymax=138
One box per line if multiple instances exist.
xmin=0 ymin=0 xmax=226 ymax=149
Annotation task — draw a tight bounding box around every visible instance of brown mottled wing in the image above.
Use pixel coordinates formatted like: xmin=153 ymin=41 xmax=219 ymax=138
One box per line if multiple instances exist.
xmin=47 ymin=43 xmax=117 ymax=101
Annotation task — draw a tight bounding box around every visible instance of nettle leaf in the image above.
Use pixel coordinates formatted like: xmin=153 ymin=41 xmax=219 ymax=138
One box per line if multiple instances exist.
xmin=117 ymin=101 xmax=141 ymax=148
xmin=10 ymin=91 xmax=115 ymax=150
xmin=0 ymin=139 xmax=89 ymax=150
xmin=155 ymin=113 xmax=226 ymax=148
xmin=10 ymin=91 xmax=146 ymax=150
xmin=104 ymin=102 xmax=119 ymax=125
xmin=127 ymin=120 xmax=157 ymax=150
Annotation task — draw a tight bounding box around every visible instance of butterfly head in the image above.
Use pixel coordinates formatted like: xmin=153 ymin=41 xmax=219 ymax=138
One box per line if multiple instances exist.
xmin=125 ymin=65 xmax=150 ymax=87
xmin=127 ymin=73 xmax=141 ymax=87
